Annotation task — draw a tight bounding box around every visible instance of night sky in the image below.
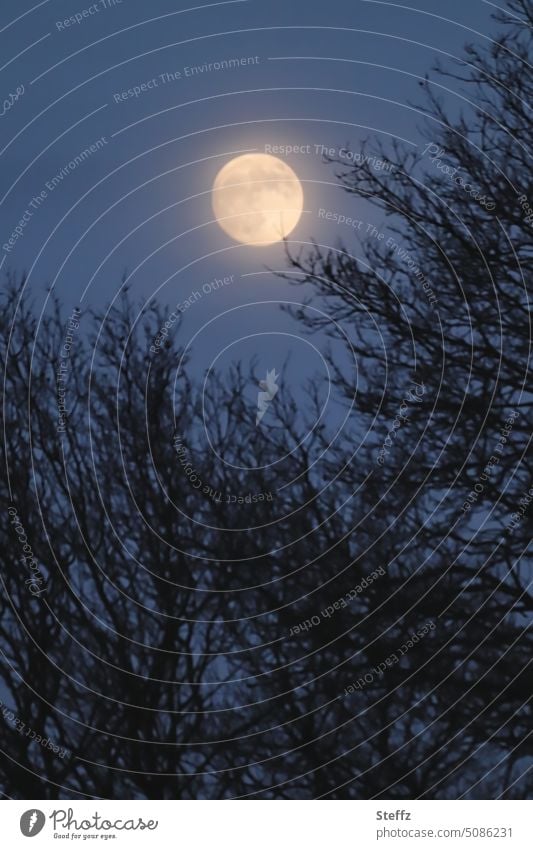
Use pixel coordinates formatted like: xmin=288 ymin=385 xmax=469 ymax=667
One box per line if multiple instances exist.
xmin=1 ymin=0 xmax=495 ymax=386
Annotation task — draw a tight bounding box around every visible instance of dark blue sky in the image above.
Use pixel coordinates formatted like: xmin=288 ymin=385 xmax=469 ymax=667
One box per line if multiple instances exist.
xmin=1 ymin=0 xmax=497 ymax=399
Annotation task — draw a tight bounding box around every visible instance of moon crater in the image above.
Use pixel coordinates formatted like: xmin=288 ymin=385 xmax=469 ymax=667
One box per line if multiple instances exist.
xmin=212 ymin=153 xmax=304 ymax=245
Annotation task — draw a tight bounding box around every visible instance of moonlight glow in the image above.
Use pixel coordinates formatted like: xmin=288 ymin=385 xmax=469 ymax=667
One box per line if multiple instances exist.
xmin=212 ymin=153 xmax=304 ymax=245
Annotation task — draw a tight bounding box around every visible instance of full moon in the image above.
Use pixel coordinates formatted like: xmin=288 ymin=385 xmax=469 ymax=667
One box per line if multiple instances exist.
xmin=212 ymin=153 xmax=304 ymax=245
